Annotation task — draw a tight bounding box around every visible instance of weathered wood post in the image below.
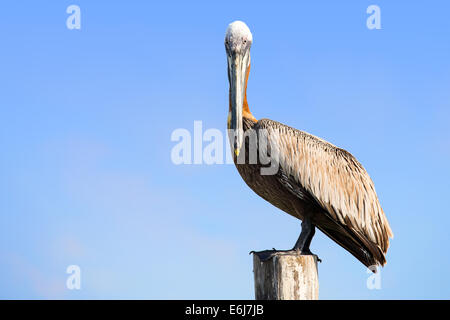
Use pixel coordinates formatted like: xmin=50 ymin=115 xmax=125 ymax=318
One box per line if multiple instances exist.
xmin=252 ymin=251 xmax=319 ymax=300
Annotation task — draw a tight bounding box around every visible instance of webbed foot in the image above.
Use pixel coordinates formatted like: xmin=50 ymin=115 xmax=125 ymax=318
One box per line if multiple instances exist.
xmin=250 ymin=248 xmax=322 ymax=263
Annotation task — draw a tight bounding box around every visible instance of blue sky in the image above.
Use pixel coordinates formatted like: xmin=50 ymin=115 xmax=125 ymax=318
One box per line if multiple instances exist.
xmin=0 ymin=0 xmax=449 ymax=299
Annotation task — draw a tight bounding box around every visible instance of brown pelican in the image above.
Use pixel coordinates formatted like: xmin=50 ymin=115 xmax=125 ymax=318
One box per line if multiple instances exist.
xmin=225 ymin=21 xmax=393 ymax=268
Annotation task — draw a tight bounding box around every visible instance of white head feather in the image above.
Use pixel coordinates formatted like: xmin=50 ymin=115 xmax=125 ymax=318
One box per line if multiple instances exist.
xmin=225 ymin=21 xmax=253 ymax=43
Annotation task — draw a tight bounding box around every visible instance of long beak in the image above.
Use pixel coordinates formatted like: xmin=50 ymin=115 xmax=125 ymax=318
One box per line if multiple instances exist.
xmin=227 ymin=50 xmax=249 ymax=157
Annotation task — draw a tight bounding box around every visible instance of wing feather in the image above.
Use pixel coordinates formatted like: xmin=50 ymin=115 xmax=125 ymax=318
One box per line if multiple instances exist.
xmin=258 ymin=119 xmax=393 ymax=261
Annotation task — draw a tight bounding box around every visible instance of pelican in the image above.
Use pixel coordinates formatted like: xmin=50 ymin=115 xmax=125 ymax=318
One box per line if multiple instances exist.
xmin=225 ymin=21 xmax=393 ymax=268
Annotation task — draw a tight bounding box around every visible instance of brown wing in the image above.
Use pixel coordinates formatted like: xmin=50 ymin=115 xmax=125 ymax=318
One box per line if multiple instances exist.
xmin=258 ymin=119 xmax=393 ymax=267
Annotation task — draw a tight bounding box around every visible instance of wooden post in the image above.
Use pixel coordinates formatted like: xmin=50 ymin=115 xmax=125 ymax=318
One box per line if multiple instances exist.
xmin=252 ymin=251 xmax=319 ymax=300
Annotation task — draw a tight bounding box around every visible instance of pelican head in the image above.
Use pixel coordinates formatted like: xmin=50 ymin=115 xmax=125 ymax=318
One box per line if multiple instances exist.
xmin=225 ymin=21 xmax=253 ymax=156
